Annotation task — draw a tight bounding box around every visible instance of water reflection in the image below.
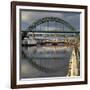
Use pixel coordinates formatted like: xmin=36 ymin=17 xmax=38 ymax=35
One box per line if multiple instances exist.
xmin=20 ymin=45 xmax=73 ymax=78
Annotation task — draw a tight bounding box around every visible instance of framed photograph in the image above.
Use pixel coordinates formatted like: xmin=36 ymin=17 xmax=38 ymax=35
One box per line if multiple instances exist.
xmin=11 ymin=1 xmax=88 ymax=89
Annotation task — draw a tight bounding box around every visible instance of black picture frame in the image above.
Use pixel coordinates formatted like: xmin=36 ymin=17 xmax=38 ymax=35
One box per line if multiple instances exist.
xmin=11 ymin=1 xmax=88 ymax=89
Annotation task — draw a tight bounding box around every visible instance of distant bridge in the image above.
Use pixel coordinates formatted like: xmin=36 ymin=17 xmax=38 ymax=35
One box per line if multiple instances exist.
xmin=21 ymin=16 xmax=80 ymax=40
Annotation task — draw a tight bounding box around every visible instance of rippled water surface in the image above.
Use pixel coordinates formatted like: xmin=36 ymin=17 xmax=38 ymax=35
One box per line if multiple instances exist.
xmin=20 ymin=46 xmax=72 ymax=78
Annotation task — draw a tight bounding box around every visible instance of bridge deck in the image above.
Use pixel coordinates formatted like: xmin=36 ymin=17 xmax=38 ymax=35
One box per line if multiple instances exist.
xmin=21 ymin=31 xmax=80 ymax=33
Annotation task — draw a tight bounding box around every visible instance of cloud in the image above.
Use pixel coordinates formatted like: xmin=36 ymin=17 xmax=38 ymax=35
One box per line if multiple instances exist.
xmin=21 ymin=12 xmax=32 ymax=22
xmin=21 ymin=10 xmax=63 ymax=23
xmin=21 ymin=10 xmax=80 ymax=30
xmin=64 ymin=14 xmax=80 ymax=30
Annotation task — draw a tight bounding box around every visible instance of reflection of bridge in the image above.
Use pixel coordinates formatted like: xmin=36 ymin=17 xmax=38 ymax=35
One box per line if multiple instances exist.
xmin=21 ymin=17 xmax=80 ymax=77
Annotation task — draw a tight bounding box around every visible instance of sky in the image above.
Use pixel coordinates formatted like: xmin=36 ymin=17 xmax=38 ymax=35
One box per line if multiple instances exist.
xmin=20 ymin=9 xmax=80 ymax=31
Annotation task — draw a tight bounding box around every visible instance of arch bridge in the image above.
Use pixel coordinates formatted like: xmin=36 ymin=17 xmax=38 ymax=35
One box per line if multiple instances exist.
xmin=21 ymin=16 xmax=80 ymax=47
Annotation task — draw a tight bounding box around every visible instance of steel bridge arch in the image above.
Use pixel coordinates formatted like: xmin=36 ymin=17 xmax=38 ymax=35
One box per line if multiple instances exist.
xmin=28 ymin=16 xmax=76 ymax=31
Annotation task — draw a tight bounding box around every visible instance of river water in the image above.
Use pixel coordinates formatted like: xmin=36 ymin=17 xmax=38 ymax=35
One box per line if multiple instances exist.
xmin=20 ymin=45 xmax=73 ymax=79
